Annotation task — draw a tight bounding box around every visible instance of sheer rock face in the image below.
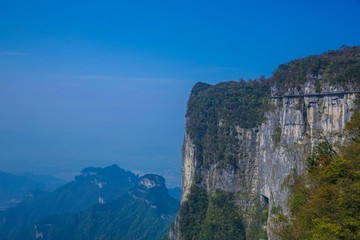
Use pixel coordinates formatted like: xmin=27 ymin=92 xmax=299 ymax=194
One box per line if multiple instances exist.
xmin=258 ymin=92 xmax=356 ymax=219
xmin=172 ymin=80 xmax=357 ymax=239
xmin=181 ymin=133 xmax=196 ymax=203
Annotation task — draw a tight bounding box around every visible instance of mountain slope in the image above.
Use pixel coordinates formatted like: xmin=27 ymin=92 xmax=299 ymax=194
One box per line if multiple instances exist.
xmin=170 ymin=46 xmax=360 ymax=239
xmin=0 ymin=164 xmax=138 ymax=239
xmin=16 ymin=174 xmax=179 ymax=240
xmin=0 ymin=171 xmax=66 ymax=210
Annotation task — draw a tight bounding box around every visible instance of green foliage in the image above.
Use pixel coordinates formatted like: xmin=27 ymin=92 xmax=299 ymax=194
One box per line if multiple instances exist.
xmin=186 ymin=80 xmax=270 ymax=167
xmin=246 ymin=198 xmax=269 ymax=240
xmin=305 ymin=140 xmax=336 ymax=172
xmin=182 ymin=46 xmax=360 ymax=240
xmin=271 ymin=205 xmax=283 ymax=216
xmin=186 ymin=47 xmax=360 ymax=170
xmin=179 ymin=188 xmax=246 ymax=240
xmin=345 ymin=111 xmax=360 ymax=142
xmin=199 ymin=190 xmax=245 ymax=240
xmin=187 ymin=80 xmax=270 ymax=132
xmin=179 ymin=185 xmax=209 ymax=240
xmin=314 ymin=80 xmax=322 ymax=93
xmin=271 ymin=46 xmax=360 ymax=95
xmin=273 ymin=113 xmax=360 ymax=239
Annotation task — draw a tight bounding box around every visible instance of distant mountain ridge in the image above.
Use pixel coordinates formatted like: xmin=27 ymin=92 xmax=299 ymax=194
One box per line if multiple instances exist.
xmin=168 ymin=187 xmax=181 ymax=202
xmin=0 ymin=171 xmax=67 ymax=210
xmin=0 ymin=165 xmax=179 ymax=240
xmin=22 ymin=174 xmax=179 ymax=240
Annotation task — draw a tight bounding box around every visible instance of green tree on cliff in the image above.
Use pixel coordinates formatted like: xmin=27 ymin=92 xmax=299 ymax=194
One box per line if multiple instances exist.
xmin=199 ymin=190 xmax=244 ymax=240
xmin=273 ymin=113 xmax=360 ymax=240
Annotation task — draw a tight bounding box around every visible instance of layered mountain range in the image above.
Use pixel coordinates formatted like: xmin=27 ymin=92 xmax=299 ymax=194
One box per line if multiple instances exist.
xmin=2 ymin=46 xmax=359 ymax=240
xmin=0 ymin=171 xmax=66 ymax=211
xmin=169 ymin=46 xmax=360 ymax=239
xmin=0 ymin=165 xmax=179 ymax=240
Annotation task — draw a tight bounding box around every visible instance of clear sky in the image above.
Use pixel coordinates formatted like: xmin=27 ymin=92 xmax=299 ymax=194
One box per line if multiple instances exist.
xmin=1 ymin=0 xmax=360 ymax=187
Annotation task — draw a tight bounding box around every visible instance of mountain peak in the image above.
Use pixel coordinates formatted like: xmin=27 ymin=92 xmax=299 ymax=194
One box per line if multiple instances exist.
xmin=81 ymin=164 xmax=121 ymax=175
xmin=139 ymin=174 xmax=166 ymax=189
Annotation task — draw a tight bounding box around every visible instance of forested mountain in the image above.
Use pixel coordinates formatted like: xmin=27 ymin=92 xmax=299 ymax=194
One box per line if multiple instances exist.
xmin=169 ymin=46 xmax=360 ymax=240
xmin=0 ymin=165 xmax=178 ymax=240
xmin=19 ymin=174 xmax=179 ymax=240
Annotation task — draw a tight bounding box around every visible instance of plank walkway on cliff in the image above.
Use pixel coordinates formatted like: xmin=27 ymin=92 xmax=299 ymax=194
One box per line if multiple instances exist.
xmin=270 ymin=91 xmax=360 ymax=99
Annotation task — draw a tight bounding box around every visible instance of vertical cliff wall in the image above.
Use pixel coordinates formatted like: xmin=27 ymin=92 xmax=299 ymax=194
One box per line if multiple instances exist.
xmin=258 ymin=91 xmax=356 ymax=233
xmin=170 ymin=47 xmax=360 ymax=240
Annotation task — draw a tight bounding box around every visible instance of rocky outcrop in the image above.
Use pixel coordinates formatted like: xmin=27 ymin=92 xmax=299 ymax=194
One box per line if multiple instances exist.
xmin=171 ymin=83 xmax=358 ymax=239
xmin=259 ymin=90 xmax=356 ymax=237
xmin=139 ymin=174 xmax=166 ymax=189
xmin=170 ymin=47 xmax=360 ymax=240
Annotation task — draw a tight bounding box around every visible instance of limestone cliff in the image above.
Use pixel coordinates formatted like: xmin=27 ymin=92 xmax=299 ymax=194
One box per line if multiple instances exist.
xmin=169 ymin=46 xmax=360 ymax=240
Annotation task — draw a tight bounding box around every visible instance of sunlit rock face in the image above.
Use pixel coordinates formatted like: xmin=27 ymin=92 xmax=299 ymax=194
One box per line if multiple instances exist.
xmin=171 ymin=80 xmax=357 ymax=240
xmin=257 ymin=90 xmax=355 ymax=238
xmin=181 ymin=133 xmax=196 ymax=202
xmin=139 ymin=174 xmax=166 ymax=189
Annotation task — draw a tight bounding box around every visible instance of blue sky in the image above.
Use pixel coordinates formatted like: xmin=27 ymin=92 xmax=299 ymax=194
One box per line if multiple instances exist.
xmin=1 ymin=0 xmax=360 ymax=187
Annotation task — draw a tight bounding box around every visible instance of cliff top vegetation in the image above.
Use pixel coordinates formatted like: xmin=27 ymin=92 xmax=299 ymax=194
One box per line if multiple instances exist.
xmin=270 ymin=45 xmax=360 ymax=94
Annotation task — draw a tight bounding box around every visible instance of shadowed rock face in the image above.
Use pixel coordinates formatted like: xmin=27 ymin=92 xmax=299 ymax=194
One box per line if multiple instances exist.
xmin=170 ymin=47 xmax=360 ymax=240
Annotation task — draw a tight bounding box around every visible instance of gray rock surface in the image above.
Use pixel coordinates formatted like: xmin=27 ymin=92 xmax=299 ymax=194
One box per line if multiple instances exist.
xmin=171 ymin=81 xmax=357 ymax=239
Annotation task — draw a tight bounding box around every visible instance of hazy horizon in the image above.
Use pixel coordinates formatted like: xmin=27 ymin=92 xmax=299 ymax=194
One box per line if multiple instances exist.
xmin=1 ymin=0 xmax=360 ymax=187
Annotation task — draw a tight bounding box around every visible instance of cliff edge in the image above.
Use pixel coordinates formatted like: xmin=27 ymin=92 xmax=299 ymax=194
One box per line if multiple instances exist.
xmin=169 ymin=46 xmax=360 ymax=239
